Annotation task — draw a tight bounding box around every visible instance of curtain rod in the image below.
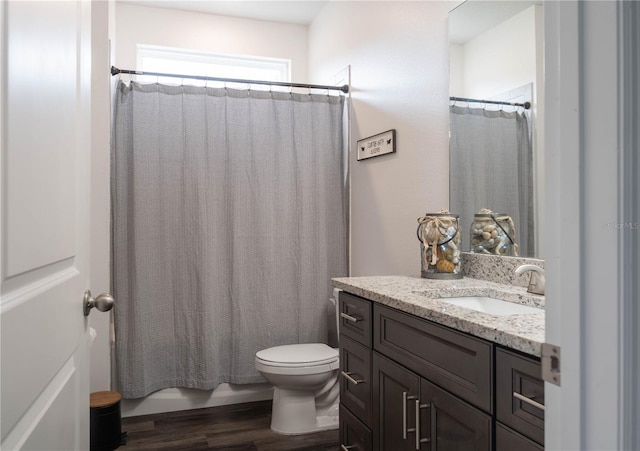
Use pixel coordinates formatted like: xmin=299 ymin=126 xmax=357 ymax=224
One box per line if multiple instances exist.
xmin=450 ymin=96 xmax=531 ymax=110
xmin=111 ymin=66 xmax=349 ymax=94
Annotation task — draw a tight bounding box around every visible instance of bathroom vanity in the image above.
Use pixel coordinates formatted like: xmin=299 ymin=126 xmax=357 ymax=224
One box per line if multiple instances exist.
xmin=333 ymin=275 xmax=545 ymax=451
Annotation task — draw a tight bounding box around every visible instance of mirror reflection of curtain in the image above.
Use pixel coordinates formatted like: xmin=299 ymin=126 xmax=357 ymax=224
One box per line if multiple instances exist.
xmin=111 ymin=81 xmax=348 ymax=398
xmin=450 ymin=105 xmax=534 ymax=256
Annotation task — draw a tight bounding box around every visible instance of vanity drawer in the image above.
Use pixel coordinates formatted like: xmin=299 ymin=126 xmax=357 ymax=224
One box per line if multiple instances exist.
xmin=339 ymin=292 xmax=372 ymax=347
xmin=340 ymin=403 xmax=372 ymax=451
xmin=373 ymin=304 xmax=493 ymax=413
xmin=496 ymin=347 xmax=545 ymax=445
xmin=340 ymin=335 xmax=372 ymax=427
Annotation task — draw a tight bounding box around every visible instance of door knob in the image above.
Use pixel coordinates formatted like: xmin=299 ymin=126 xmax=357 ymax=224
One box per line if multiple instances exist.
xmin=83 ymin=290 xmax=114 ymax=316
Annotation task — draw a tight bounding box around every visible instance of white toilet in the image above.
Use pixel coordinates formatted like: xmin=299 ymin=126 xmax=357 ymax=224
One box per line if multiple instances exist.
xmin=255 ymin=289 xmax=342 ymax=435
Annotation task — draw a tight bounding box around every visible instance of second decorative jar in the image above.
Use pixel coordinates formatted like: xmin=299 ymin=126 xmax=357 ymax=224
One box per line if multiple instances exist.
xmin=469 ymin=209 xmax=519 ymax=256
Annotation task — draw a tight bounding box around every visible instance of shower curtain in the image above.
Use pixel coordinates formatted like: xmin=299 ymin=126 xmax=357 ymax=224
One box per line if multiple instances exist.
xmin=111 ymin=81 xmax=348 ymax=399
xmin=449 ymin=105 xmax=534 ymax=256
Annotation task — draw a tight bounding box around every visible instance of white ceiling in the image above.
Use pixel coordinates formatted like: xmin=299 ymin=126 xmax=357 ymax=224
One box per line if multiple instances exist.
xmin=118 ymin=0 xmax=328 ymax=25
xmin=119 ymin=1 xmax=542 ymax=38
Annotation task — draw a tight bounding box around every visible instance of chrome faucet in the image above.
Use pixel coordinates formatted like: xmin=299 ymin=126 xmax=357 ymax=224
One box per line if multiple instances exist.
xmin=515 ymin=264 xmax=545 ymax=295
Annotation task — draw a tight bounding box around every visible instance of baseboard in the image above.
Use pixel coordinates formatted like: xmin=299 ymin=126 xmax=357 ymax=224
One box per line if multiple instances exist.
xmin=121 ymin=383 xmax=274 ymax=418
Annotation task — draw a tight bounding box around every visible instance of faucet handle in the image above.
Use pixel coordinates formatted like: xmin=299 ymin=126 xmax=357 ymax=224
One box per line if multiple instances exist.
xmin=514 ymin=264 xmax=545 ymax=295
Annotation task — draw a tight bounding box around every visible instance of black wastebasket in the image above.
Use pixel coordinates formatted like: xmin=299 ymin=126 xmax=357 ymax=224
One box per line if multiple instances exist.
xmin=90 ymin=391 xmax=126 ymax=451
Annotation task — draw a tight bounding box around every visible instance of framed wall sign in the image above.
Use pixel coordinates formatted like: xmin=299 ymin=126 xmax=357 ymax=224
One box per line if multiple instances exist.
xmin=357 ymin=129 xmax=396 ymax=161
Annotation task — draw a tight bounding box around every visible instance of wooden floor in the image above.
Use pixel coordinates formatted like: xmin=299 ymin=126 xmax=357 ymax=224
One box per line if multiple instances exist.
xmin=120 ymin=400 xmax=340 ymax=451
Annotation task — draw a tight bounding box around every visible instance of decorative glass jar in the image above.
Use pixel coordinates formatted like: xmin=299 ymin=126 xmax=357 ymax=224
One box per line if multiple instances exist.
xmin=469 ymin=212 xmax=518 ymax=256
xmin=417 ymin=211 xmax=462 ymax=279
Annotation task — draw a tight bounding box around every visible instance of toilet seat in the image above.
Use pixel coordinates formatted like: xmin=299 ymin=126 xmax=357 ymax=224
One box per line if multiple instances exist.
xmin=256 ymin=343 xmax=338 ymax=366
xmin=256 ymin=343 xmax=339 ymax=375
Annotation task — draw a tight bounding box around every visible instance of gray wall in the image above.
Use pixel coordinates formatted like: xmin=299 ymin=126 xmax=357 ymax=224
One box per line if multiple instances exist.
xmin=309 ymin=1 xmax=451 ymax=276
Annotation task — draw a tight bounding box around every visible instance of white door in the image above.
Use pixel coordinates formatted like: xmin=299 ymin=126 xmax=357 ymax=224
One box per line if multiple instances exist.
xmin=1 ymin=1 xmax=100 ymax=449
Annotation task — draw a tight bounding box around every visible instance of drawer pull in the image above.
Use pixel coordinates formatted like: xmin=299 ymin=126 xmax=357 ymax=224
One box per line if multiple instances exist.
xmin=341 ymin=371 xmax=365 ymax=385
xmin=402 ymin=392 xmax=418 ymax=440
xmin=340 ymin=445 xmax=357 ymax=451
xmin=340 ymin=312 xmax=361 ymax=323
xmin=415 ymin=401 xmax=432 ymax=450
xmin=513 ymin=391 xmax=545 ymax=411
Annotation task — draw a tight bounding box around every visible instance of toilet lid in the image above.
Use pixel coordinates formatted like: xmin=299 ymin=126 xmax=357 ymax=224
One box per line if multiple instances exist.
xmin=256 ymin=343 xmax=338 ymax=367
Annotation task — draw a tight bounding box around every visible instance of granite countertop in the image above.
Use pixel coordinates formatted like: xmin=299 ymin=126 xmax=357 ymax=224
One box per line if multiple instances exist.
xmin=332 ymin=275 xmax=545 ymax=357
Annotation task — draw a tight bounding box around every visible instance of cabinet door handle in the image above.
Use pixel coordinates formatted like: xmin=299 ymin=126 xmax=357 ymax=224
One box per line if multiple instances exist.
xmin=402 ymin=392 xmax=418 ymax=440
xmin=340 ymin=312 xmax=361 ymax=323
xmin=513 ymin=391 xmax=545 ymax=411
xmin=340 ymin=445 xmax=357 ymax=451
xmin=415 ymin=401 xmax=432 ymax=450
xmin=341 ymin=371 xmax=365 ymax=385
xmin=402 ymin=392 xmax=408 ymax=439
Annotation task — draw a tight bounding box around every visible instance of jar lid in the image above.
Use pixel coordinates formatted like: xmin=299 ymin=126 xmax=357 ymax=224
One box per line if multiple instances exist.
xmin=473 ymin=213 xmax=506 ymax=218
xmin=424 ymin=213 xmax=459 ymax=218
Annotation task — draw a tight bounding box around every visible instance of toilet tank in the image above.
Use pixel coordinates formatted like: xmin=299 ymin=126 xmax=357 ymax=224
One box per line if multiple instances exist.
xmin=327 ymin=288 xmax=342 ymax=348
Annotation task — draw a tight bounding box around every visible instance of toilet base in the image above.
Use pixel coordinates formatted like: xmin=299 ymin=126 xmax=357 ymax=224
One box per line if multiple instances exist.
xmin=269 ymin=387 xmax=339 ymax=435
xmin=271 ymin=414 xmax=339 ymax=436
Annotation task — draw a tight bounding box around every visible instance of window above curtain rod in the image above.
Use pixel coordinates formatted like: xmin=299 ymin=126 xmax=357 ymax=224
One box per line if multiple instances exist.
xmin=450 ymin=96 xmax=531 ymax=110
xmin=111 ymin=66 xmax=350 ymax=94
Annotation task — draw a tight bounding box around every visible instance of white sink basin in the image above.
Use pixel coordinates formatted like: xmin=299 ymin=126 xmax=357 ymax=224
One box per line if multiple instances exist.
xmin=437 ymin=296 xmax=542 ymax=316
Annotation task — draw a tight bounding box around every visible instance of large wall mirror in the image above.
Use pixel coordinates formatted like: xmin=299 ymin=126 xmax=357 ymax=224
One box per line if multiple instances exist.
xmin=449 ymin=0 xmax=544 ymax=258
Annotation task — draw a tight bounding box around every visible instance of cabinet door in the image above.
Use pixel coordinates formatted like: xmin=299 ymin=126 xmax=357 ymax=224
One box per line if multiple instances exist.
xmin=495 ymin=423 xmax=543 ymax=451
xmin=419 ymin=379 xmax=492 ymax=451
xmin=373 ymin=352 xmax=420 ymax=451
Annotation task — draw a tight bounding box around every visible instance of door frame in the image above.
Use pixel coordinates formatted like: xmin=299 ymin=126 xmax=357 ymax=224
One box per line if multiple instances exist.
xmin=89 ymin=0 xmax=113 ymax=394
xmin=618 ymin=2 xmax=640 ymax=449
xmin=544 ymin=1 xmax=639 ymax=449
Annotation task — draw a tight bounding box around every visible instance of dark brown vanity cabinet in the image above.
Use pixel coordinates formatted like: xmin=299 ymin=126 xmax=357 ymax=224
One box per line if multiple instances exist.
xmin=338 ymin=291 xmax=544 ymax=451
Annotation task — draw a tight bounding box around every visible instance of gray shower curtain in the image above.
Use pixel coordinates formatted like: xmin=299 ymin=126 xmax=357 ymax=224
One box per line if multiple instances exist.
xmin=449 ymin=106 xmax=534 ymax=256
xmin=112 ymin=81 xmax=348 ymax=399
